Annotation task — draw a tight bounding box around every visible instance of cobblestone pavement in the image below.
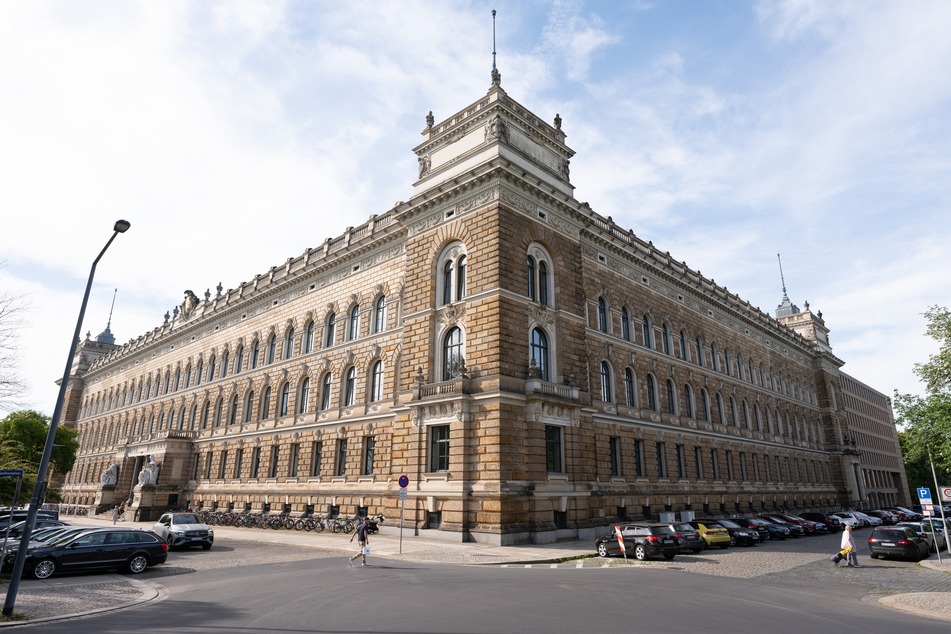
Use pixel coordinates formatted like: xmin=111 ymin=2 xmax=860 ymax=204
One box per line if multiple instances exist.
xmin=3 ymin=519 xmax=951 ymax=626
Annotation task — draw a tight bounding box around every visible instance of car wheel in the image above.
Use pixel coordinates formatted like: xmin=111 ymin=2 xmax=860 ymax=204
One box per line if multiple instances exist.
xmin=201 ymin=543 xmax=212 ymax=551
xmin=31 ymin=558 xmax=56 ymax=580
xmin=634 ymin=545 xmax=647 ymax=561
xmin=597 ymin=542 xmax=609 ymax=557
xmin=126 ymin=554 xmax=149 ymax=574
xmin=166 ymin=534 xmax=175 ymax=548
xmin=663 ymin=553 xmax=675 ymax=560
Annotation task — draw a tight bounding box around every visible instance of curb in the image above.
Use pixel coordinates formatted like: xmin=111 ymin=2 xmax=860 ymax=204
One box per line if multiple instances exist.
xmin=0 ymin=578 xmax=166 ymax=628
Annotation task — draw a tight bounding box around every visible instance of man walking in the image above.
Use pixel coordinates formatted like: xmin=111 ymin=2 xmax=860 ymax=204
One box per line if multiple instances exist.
xmin=348 ymin=518 xmax=370 ymax=567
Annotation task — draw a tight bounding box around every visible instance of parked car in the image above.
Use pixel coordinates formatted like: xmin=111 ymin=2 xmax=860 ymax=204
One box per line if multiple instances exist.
xmin=3 ymin=519 xmax=68 ymax=538
xmin=868 ymin=526 xmax=930 ymax=561
xmin=896 ymin=521 xmax=947 ymax=552
xmin=712 ymin=518 xmax=759 ymax=546
xmin=152 ymin=512 xmax=214 ymax=550
xmin=0 ymin=510 xmax=58 ymax=531
xmin=888 ymin=506 xmax=923 ymax=521
xmin=799 ymin=512 xmax=842 ymax=533
xmin=2 ymin=527 xmax=168 ymax=579
xmin=853 ymin=511 xmax=882 ymax=527
xmin=865 ymin=510 xmax=898 ymax=525
xmin=595 ymin=524 xmax=680 ymax=560
xmin=730 ymin=517 xmax=771 ymax=541
xmin=771 ymin=513 xmax=820 ymax=535
xmin=759 ymin=515 xmax=805 ymax=537
xmin=742 ymin=516 xmax=789 ymax=540
xmin=688 ymin=520 xmax=731 ymax=549
xmin=663 ymin=522 xmax=705 ymax=554
xmin=831 ymin=512 xmax=866 ymax=528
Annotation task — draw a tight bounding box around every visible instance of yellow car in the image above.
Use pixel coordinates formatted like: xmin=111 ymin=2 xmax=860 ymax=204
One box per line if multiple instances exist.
xmin=688 ymin=520 xmax=731 ymax=549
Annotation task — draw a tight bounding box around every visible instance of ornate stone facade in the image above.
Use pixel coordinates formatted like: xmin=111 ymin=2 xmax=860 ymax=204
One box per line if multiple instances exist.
xmin=58 ymin=79 xmax=909 ymax=544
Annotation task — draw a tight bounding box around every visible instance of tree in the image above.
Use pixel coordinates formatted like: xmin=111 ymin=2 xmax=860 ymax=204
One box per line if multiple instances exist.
xmin=0 ymin=266 xmax=29 ymax=411
xmin=914 ymin=305 xmax=951 ymax=394
xmin=0 ymin=410 xmax=79 ymax=503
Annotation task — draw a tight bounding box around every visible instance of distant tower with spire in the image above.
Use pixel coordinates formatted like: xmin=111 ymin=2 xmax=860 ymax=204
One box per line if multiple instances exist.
xmin=773 ymin=255 xmax=833 ymax=353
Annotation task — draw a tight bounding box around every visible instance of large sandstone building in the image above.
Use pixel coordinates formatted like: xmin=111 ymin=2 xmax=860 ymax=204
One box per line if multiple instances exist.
xmin=59 ymin=70 xmax=910 ymax=544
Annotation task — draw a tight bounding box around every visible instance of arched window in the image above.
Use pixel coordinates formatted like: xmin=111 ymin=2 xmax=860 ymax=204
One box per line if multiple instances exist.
xmin=261 ymin=386 xmax=272 ymax=420
xmin=178 ymin=407 xmax=186 ymax=430
xmin=343 ymin=367 xmax=356 ymax=406
xmin=748 ymin=359 xmax=755 ymax=383
xmin=642 ymin=315 xmax=653 ymax=349
xmin=320 ymin=373 xmax=333 ymax=410
xmin=680 ymin=331 xmax=689 ymax=361
xmin=201 ymin=401 xmax=210 ymax=429
xmin=373 ymin=296 xmax=387 ymax=334
xmin=527 ymin=256 xmax=536 ymax=301
xmin=324 ymin=313 xmax=337 ymax=348
xmin=624 ymin=368 xmax=637 ymax=407
xmin=442 ymin=327 xmax=465 ymax=381
xmin=711 ymin=343 xmax=719 ymax=372
xmin=538 ymin=261 xmax=549 ymax=306
xmin=245 ymin=391 xmax=254 ymax=423
xmin=526 ymin=244 xmax=552 ymax=307
xmin=279 ymin=382 xmax=291 ymax=416
xmin=298 ymin=378 xmax=311 ymax=414
xmin=715 ymin=392 xmax=725 ymax=424
xmin=742 ymin=400 xmax=751 ymax=429
xmin=250 ymin=340 xmax=259 ymax=370
xmin=646 ymin=374 xmax=658 ymax=412
xmin=730 ymin=397 xmax=739 ymax=426
xmin=695 ymin=339 xmax=704 ymax=367
xmin=684 ymin=384 xmax=695 ymax=418
xmin=234 ymin=346 xmax=244 ymax=374
xmin=214 ymin=397 xmax=223 ymax=427
xmin=662 ymin=324 xmax=672 ymax=355
xmin=597 ymin=297 xmax=608 ymax=333
xmin=302 ymin=321 xmax=315 ymax=354
xmin=439 ymin=243 xmax=468 ymax=305
xmin=700 ymin=389 xmax=710 ymax=422
xmin=754 ymin=404 xmax=763 ymax=431
xmin=189 ymin=404 xmax=197 ymax=430
xmin=347 ymin=305 xmax=360 ymax=341
xmin=600 ymin=361 xmax=613 ymax=403
xmin=207 ymin=355 xmax=217 ymax=382
xmin=736 ymin=354 xmax=743 ymax=380
xmin=723 ymin=348 xmax=731 ymax=376
xmin=621 ymin=308 xmax=631 ymax=341
xmin=229 ymin=394 xmax=239 ymax=425
xmin=666 ymin=379 xmax=678 ymax=415
xmin=369 ymin=361 xmax=384 ymax=402
xmin=284 ymin=328 xmax=296 ymax=360
xmin=530 ymin=328 xmax=550 ymax=381
xmin=266 ymin=335 xmax=277 ymax=365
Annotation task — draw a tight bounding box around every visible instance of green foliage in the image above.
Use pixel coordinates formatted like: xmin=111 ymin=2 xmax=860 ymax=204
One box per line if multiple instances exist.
xmin=914 ymin=305 xmax=951 ymax=394
xmin=0 ymin=410 xmax=78 ymax=503
xmin=893 ymin=392 xmax=951 ymax=487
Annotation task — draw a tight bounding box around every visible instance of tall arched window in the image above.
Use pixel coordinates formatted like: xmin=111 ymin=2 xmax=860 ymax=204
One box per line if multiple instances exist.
xmin=600 ymin=361 xmax=613 ymax=403
xmin=526 ymin=245 xmax=552 ymax=307
xmin=624 ymin=368 xmax=637 ymax=406
xmin=373 ymin=296 xmax=387 ymax=333
xmin=646 ymin=374 xmax=658 ymax=412
xmin=538 ymin=261 xmax=549 ymax=306
xmin=621 ymin=308 xmax=631 ymax=341
xmin=266 ymin=335 xmax=276 ymax=364
xmin=260 ymin=386 xmax=272 ymax=420
xmin=178 ymin=407 xmax=186 ymax=430
xmin=530 ymin=328 xmax=550 ymax=381
xmin=324 ymin=312 xmax=337 ymax=347
xmin=214 ymin=397 xmax=223 ymax=427
xmin=303 ymin=321 xmax=315 ymax=354
xmin=279 ymin=382 xmax=291 ymax=416
xmin=250 ymin=340 xmax=259 ymax=369
xmin=700 ymin=388 xmax=710 ymax=422
xmin=207 ymin=355 xmax=217 ymax=382
xmin=642 ymin=315 xmax=653 ymax=349
xmin=715 ymin=393 xmax=725 ymax=424
xmin=662 ymin=324 xmax=672 ymax=355
xmin=320 ymin=373 xmax=333 ymax=410
xmin=666 ymin=379 xmax=677 ymax=414
xmin=229 ymin=394 xmax=239 ymax=425
xmin=189 ymin=404 xmax=197 ymax=430
xmin=736 ymin=354 xmax=744 ymax=380
xmin=298 ymin=378 xmax=310 ymax=414
xmin=684 ymin=384 xmax=695 ymax=418
xmin=234 ymin=346 xmax=244 ymax=374
xmin=369 ymin=361 xmax=384 ymax=402
xmin=439 ymin=243 xmax=468 ymax=305
xmin=442 ymin=327 xmax=465 ymax=381
xmin=680 ymin=331 xmax=689 ymax=361
xmin=711 ymin=343 xmax=720 ymax=372
xmin=201 ymin=401 xmax=210 ymax=429
xmin=284 ymin=328 xmax=296 ymax=360
xmin=527 ymin=256 xmax=536 ymax=301
xmin=245 ymin=391 xmax=255 ymax=423
xmin=597 ymin=297 xmax=608 ymax=333
xmin=742 ymin=400 xmax=751 ymax=429
xmin=695 ymin=338 xmax=704 ymax=367
xmin=343 ymin=367 xmax=356 ymax=406
xmin=347 ymin=305 xmax=360 ymax=341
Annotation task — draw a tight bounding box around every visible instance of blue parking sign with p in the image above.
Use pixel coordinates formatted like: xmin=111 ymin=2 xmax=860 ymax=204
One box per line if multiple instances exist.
xmin=918 ymin=487 xmax=932 ymax=500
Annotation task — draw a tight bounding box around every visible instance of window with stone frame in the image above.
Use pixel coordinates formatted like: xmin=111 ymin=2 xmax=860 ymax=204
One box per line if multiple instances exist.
xmin=244 ymin=391 xmax=254 ymax=423
xmin=250 ymin=447 xmax=261 ymax=479
xmin=600 ymin=361 xmax=613 ymax=403
xmin=609 ymin=437 xmax=621 ymax=476
xmin=266 ymin=335 xmax=277 ymax=364
xmin=656 ymin=441 xmax=667 ymax=479
xmin=529 ymin=328 xmax=550 ymax=381
xmin=229 ymin=394 xmax=239 ymax=425
xmin=369 ymin=361 xmax=384 ymax=402
xmin=442 ymin=327 xmax=465 ymax=381
xmin=320 ymin=373 xmax=333 ymax=410
xmin=343 ymin=367 xmax=356 ymax=406
xmin=298 ymin=378 xmax=311 ymax=414
xmin=624 ymin=368 xmax=637 ymax=407
xmin=289 ymin=443 xmax=300 ymax=478
xmin=373 ymin=296 xmax=387 ymax=333
xmin=324 ymin=312 xmax=337 ymax=347
xmin=633 ymin=439 xmax=645 ymax=477
xmin=438 ymin=242 xmax=468 ymax=305
xmin=260 ymin=386 xmax=272 ymax=420
xmin=545 ymin=425 xmax=564 ymax=473
xmin=429 ymin=425 xmax=450 ymax=472
xmin=336 ymin=438 xmax=347 ymax=476
xmin=363 ymin=437 xmax=375 ymax=475
xmin=284 ymin=327 xmax=296 ymax=360
xmin=347 ymin=305 xmax=360 ymax=341
xmin=304 ymin=320 xmax=316 ymax=353
xmin=279 ymin=382 xmax=291 ymax=417
xmin=621 ymin=307 xmax=631 ymax=341
xmin=311 ymin=441 xmax=323 ymax=477
xmin=526 ymin=244 xmax=552 ymax=306
xmin=250 ymin=340 xmax=259 ymax=370
xmin=268 ymin=445 xmax=280 ymax=478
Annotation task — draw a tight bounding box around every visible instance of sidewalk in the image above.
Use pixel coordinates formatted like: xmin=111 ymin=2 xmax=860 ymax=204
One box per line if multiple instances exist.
xmin=2 ymin=516 xmax=951 ymax=625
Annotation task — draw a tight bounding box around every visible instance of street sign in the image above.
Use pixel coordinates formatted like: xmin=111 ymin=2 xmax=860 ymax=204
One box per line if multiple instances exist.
xmin=399 ymin=489 xmax=407 ymax=500
xmin=941 ymin=486 xmax=951 ymax=502
xmin=0 ymin=470 xmax=23 ymax=477
xmin=918 ymin=487 xmax=932 ymax=502
xmin=398 ymin=475 xmax=409 ymax=488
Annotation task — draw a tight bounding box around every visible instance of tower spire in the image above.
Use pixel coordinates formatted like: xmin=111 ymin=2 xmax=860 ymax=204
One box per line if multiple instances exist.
xmin=95 ymin=289 xmax=118 ymax=345
xmin=777 ymin=253 xmax=788 ymax=301
xmin=490 ymin=9 xmax=501 ymax=87
xmin=774 ymin=254 xmax=799 ymax=317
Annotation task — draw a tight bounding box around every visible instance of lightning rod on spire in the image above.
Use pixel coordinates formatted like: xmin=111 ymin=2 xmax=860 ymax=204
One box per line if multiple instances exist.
xmin=107 ymin=288 xmax=117 ymax=329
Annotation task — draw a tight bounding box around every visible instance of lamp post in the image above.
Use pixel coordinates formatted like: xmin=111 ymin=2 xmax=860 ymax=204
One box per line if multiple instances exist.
xmin=3 ymin=220 xmax=130 ymax=617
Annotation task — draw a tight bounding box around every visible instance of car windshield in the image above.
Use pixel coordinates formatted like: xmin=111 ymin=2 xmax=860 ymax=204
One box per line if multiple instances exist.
xmin=718 ymin=519 xmax=740 ymax=529
xmin=648 ymin=526 xmax=674 ymax=536
xmin=672 ymin=524 xmax=694 ymax=532
xmin=174 ymin=514 xmax=202 ymax=524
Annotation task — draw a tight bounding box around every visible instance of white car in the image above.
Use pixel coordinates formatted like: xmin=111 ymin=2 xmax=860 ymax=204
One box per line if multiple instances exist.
xmin=152 ymin=512 xmax=214 ymax=550
xmin=853 ymin=511 xmax=883 ymax=526
xmin=831 ymin=512 xmax=863 ymax=528
xmin=897 ymin=521 xmax=946 ymax=552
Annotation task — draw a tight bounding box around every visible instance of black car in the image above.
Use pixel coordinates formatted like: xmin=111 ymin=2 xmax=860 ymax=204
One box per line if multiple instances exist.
xmin=3 ymin=527 xmax=168 ymax=579
xmin=707 ymin=518 xmax=758 ymax=546
xmin=730 ymin=517 xmax=771 ymax=541
xmin=665 ymin=522 xmax=706 ymax=554
xmin=759 ymin=515 xmax=805 ymax=537
xmin=800 ymin=512 xmax=842 ymax=533
xmin=867 ymin=526 xmax=930 ymax=561
xmin=3 ymin=519 xmax=68 ymax=538
xmin=596 ymin=524 xmax=680 ymax=560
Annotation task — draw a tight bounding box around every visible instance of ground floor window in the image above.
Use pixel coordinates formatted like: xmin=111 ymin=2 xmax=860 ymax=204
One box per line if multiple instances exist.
xmin=429 ymin=425 xmax=450 ymax=472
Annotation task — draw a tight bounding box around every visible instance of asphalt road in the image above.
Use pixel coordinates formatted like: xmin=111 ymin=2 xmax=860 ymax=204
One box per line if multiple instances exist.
xmin=26 ymin=540 xmax=951 ymax=634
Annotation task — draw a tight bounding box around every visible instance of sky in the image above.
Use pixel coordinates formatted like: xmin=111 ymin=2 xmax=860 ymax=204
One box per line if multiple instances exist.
xmin=2 ymin=0 xmax=949 ymax=417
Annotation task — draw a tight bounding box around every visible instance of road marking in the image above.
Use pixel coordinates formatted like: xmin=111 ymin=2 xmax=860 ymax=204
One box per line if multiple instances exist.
xmin=575 ymin=562 xmax=584 ymax=568
xmin=550 ymin=564 xmax=558 ymax=569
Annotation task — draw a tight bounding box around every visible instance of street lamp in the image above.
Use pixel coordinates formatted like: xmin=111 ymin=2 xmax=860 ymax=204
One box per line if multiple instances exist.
xmin=3 ymin=220 xmax=130 ymax=617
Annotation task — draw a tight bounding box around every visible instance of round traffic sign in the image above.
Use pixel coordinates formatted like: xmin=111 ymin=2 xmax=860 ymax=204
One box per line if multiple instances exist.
xmin=398 ymin=474 xmax=409 ymax=488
